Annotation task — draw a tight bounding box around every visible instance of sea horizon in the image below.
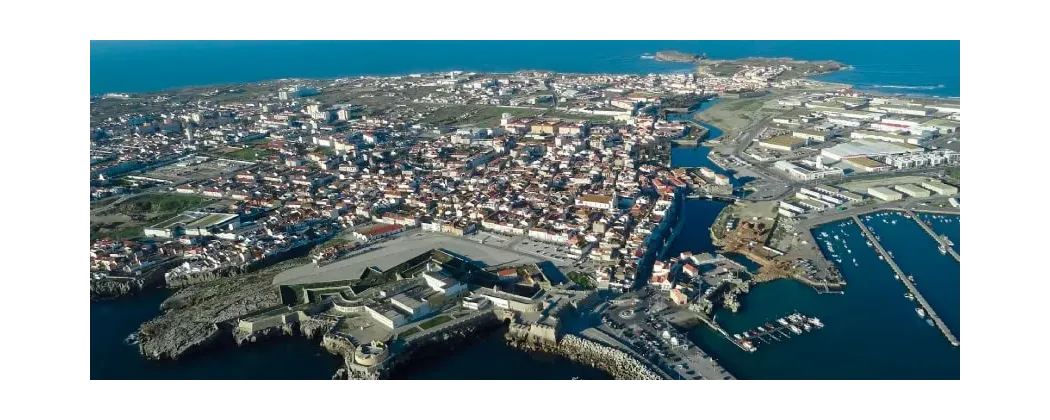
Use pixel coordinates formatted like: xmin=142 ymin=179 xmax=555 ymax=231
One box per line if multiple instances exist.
xmin=90 ymin=40 xmax=960 ymax=97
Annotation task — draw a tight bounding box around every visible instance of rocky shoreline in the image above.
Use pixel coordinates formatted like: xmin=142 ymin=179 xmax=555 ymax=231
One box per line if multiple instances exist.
xmin=136 ymin=260 xmax=304 ymax=360
xmin=90 ymin=259 xmax=180 ymax=301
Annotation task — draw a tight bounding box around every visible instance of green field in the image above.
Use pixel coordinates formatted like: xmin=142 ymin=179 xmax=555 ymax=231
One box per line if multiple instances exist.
xmin=222 ymin=148 xmax=274 ymax=161
xmin=418 ymin=315 xmax=453 ymax=330
xmin=722 ymin=99 xmax=765 ymax=112
xmin=118 ymin=194 xmax=213 ymax=215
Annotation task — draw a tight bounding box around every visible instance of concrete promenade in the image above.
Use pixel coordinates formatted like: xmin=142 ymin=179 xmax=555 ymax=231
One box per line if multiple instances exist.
xmin=852 ymin=215 xmax=960 ymax=347
xmin=905 ymin=210 xmax=961 ymax=262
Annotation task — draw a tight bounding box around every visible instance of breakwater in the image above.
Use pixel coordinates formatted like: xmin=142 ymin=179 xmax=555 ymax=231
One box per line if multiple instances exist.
xmin=505 ymin=330 xmax=662 ymax=380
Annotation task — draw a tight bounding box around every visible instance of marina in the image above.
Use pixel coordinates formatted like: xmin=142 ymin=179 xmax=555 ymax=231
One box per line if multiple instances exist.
xmin=729 ymin=312 xmax=823 ymax=352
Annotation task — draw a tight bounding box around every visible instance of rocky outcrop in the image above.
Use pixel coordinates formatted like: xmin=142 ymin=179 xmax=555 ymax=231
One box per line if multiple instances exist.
xmin=91 ymin=260 xmax=179 ymax=301
xmin=506 ymin=332 xmax=662 ymax=380
xmin=91 ymin=276 xmax=145 ymax=300
xmin=136 ymin=261 xmax=298 ymax=360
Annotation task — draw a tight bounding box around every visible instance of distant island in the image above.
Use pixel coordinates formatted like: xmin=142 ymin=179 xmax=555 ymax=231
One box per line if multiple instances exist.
xmin=654 ymin=50 xmax=706 ymax=63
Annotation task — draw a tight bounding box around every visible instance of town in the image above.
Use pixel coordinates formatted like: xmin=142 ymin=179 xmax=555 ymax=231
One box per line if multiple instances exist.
xmin=91 ymin=60 xmax=960 ymax=380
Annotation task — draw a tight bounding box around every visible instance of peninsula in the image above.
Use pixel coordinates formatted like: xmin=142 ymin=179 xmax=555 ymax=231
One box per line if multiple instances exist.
xmin=91 ymin=57 xmax=960 ymax=379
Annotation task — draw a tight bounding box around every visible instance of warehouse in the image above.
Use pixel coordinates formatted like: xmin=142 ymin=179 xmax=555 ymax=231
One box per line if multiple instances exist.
xmin=793 ymin=129 xmax=830 ymax=142
xmin=759 ymin=136 xmax=808 ymax=152
xmin=773 ymin=159 xmax=843 ymax=181
xmin=867 ymin=187 xmax=903 ymax=202
xmin=821 ymin=139 xmax=920 ymax=162
xmin=843 ymin=156 xmax=892 ymax=173
xmin=921 ymin=180 xmax=959 ymax=195
xmin=894 ymin=184 xmax=931 ymax=198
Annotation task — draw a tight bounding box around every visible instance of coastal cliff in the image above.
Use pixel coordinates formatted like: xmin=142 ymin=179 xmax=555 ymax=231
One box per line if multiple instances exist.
xmin=136 ymin=260 xmax=303 ymax=360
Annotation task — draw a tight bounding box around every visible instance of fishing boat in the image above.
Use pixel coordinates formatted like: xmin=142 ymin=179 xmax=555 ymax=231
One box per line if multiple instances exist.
xmin=757 ymin=326 xmax=766 ymax=333
xmin=904 ymin=293 xmax=915 ymax=301
xmin=733 ymin=334 xmax=742 ymax=340
xmin=938 ymin=245 xmax=947 ymax=254
xmin=789 ymin=325 xmax=802 ymax=335
xmin=866 ymin=240 xmax=872 ymax=247
xmin=878 ymin=255 xmax=884 ymax=260
xmin=764 ymin=323 xmax=775 ymax=330
xmin=802 ymin=323 xmax=812 ymax=332
xmin=926 ymin=319 xmax=935 ymax=327
xmin=915 ymin=307 xmax=926 ymax=318
xmin=741 ymin=340 xmax=756 ymax=352
xmin=809 ymin=317 xmax=824 ymax=328
xmin=777 ymin=318 xmax=789 ymax=326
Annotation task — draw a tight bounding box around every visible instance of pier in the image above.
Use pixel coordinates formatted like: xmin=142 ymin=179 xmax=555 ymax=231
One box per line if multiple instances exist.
xmin=729 ymin=312 xmax=823 ymax=352
xmin=852 ymin=215 xmax=960 ymax=347
xmin=905 ymin=210 xmax=960 ymax=262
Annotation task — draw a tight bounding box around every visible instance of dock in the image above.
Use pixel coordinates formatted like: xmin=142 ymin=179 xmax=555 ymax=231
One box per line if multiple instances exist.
xmin=852 ymin=215 xmax=960 ymax=347
xmin=905 ymin=210 xmax=960 ymax=262
xmin=728 ymin=312 xmax=823 ymax=352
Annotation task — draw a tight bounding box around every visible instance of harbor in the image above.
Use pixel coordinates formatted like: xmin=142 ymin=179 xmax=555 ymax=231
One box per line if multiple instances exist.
xmin=852 ymin=215 xmax=960 ymax=347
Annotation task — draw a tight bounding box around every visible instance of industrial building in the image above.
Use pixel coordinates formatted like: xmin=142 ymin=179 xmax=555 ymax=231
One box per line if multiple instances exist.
xmin=821 ymin=139 xmax=921 ymax=162
xmin=793 ymin=129 xmax=830 ymax=142
xmin=884 ymin=150 xmax=959 ymax=169
xmin=758 ymin=136 xmax=807 ymax=152
xmin=894 ymin=184 xmax=932 ymax=198
xmin=843 ymin=156 xmax=892 ymax=173
xmin=922 ymin=180 xmax=959 ymax=195
xmin=867 ymin=187 xmax=903 ymax=202
xmin=813 ymin=184 xmax=864 ymax=203
xmin=773 ymin=157 xmax=843 ymax=180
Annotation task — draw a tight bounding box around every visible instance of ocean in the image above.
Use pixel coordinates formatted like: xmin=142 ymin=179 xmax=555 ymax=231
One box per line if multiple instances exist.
xmin=677 ymin=214 xmax=960 ymax=379
xmin=90 ymin=40 xmax=960 ymax=97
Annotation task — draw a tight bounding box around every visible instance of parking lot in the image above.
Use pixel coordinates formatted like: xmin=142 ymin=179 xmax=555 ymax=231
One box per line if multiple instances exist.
xmin=597 ymin=291 xmax=734 ymax=380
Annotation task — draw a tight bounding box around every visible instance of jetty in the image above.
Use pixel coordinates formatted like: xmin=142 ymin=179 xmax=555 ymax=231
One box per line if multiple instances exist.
xmin=852 ymin=215 xmax=960 ymax=347
xmin=905 ymin=210 xmax=960 ymax=262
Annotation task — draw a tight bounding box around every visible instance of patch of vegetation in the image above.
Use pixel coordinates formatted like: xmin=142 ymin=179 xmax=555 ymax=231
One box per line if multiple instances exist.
xmin=723 ymin=99 xmax=765 ymax=112
xmin=399 ymin=326 xmax=423 ymax=339
xmin=90 ymin=196 xmax=119 ymax=209
xmin=118 ymin=194 xmax=214 ymax=216
xmin=566 ymin=271 xmax=595 ymax=289
xmin=946 ymin=167 xmax=960 ymax=183
xmin=418 ymin=315 xmax=453 ymax=330
xmin=222 ymin=148 xmax=274 ymax=161
xmin=541 ymin=110 xmax=615 ymax=123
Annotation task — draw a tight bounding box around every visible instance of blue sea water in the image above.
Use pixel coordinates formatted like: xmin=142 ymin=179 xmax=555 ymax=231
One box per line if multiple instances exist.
xmin=683 ymin=219 xmax=958 ymax=379
xmin=917 ymin=212 xmax=961 ymax=254
xmin=90 ymin=40 xmax=959 ymax=97
xmin=91 ymin=289 xmax=343 ymax=380
xmin=862 ymin=211 xmax=961 ymax=338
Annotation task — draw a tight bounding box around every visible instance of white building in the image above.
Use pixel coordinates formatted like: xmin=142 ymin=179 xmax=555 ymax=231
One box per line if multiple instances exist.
xmin=773 ymin=159 xmax=843 ymax=181
xmin=894 ymin=184 xmax=931 ymax=198
xmin=575 ymin=194 xmax=614 ymax=211
xmin=922 ymin=181 xmax=959 ymax=195
xmin=867 ymin=187 xmax=903 ymax=202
